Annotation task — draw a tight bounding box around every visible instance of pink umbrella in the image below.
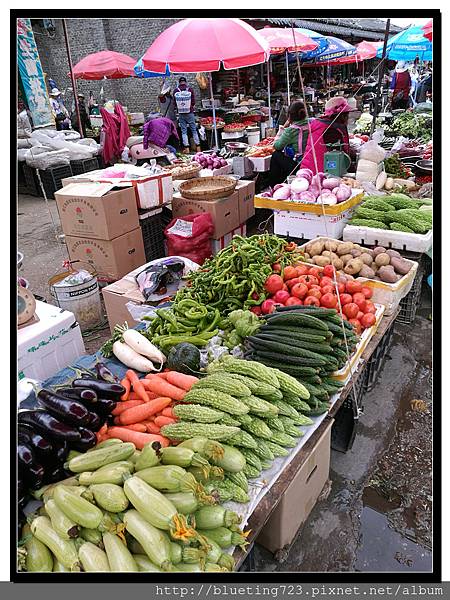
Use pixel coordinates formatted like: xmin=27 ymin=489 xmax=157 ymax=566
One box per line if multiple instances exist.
xmin=72 ymin=50 xmax=137 ymax=79
xmin=257 ymin=27 xmax=318 ymax=106
xmin=142 ymin=18 xmax=270 ymax=147
xmin=422 ymin=20 xmax=432 ymax=42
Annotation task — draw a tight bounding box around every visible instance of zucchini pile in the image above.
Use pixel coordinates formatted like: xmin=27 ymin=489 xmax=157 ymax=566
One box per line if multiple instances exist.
xmin=159 ymin=355 xmax=334 ymax=493
xmin=20 ymin=438 xmax=250 ymax=573
xmin=245 ymin=306 xmax=359 ymax=401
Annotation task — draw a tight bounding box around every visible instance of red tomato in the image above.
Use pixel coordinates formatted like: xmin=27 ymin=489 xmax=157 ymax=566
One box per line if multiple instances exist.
xmin=261 ymin=299 xmax=276 ymax=314
xmin=342 ymin=314 xmax=348 ymax=321
xmin=285 ymin=296 xmax=303 ymax=306
xmin=320 ymin=276 xmax=334 ymax=288
xmin=308 ymin=267 xmax=321 ymax=279
xmin=250 ymin=306 xmax=262 ymax=316
xmin=361 ymin=313 xmax=376 ymax=328
xmin=339 ymin=293 xmax=353 ymax=306
xmin=282 ymin=283 xmax=289 ymax=292
xmin=286 ymin=277 xmax=300 ymax=290
xmin=272 ymin=263 xmax=282 ymax=273
xmin=264 ymin=274 xmax=284 ymax=294
xmin=291 ymin=283 xmax=309 ymax=300
xmin=323 ymin=264 xmax=336 ymax=278
xmin=304 ymin=296 xmax=320 ymax=306
xmin=343 ymin=303 xmax=359 ymax=319
xmin=321 ymin=293 xmax=337 ymax=308
xmin=352 ymin=293 xmax=367 ymax=312
xmin=364 ymin=300 xmax=376 ymax=314
xmin=346 ymin=280 xmax=363 ymax=295
xmin=273 ymin=290 xmax=291 ymax=305
xmin=308 ymin=288 xmax=322 ymax=300
xmin=357 ymin=311 xmax=365 ymax=321
xmin=309 ymin=284 xmax=322 ymax=292
xmin=321 ymin=284 xmax=335 ymax=295
xmin=298 ymin=275 xmax=319 ymax=287
xmin=361 ymin=286 xmax=373 ymax=299
xmin=283 ymin=266 xmax=298 ymax=281
xmin=296 ymin=264 xmax=309 ymax=276
xmin=337 ymin=282 xmax=346 ymax=294
xmin=349 ymin=318 xmax=362 ymax=334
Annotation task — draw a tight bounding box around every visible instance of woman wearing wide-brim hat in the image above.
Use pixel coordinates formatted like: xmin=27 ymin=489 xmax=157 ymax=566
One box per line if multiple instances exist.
xmin=389 ymin=61 xmax=412 ymax=110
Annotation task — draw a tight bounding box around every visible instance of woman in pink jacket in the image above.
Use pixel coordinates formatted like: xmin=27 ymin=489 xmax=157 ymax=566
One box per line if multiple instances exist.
xmin=300 ymin=96 xmax=355 ymax=175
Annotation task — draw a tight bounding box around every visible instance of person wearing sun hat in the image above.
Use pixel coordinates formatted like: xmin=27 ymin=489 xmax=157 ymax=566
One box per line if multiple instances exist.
xmin=389 ymin=61 xmax=412 ymax=110
xmin=49 ymin=87 xmax=71 ymax=130
xmin=300 ymin=96 xmax=356 ymax=175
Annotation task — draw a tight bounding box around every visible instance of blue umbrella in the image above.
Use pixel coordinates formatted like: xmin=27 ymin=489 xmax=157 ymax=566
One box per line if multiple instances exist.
xmin=296 ymin=28 xmax=329 ymax=59
xmin=301 ymin=36 xmax=357 ymax=63
xmin=377 ymin=25 xmax=432 ymax=61
xmin=134 ymin=58 xmax=170 ymax=78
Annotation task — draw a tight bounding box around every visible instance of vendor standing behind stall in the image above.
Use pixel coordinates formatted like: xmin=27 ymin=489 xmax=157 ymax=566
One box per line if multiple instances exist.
xmin=158 ymin=83 xmax=177 ymax=124
xmin=267 ymin=100 xmax=309 ymax=188
xmin=389 ymin=61 xmax=412 ymax=110
xmin=173 ymin=76 xmax=201 ymax=154
xmin=300 ymin=96 xmax=354 ymax=175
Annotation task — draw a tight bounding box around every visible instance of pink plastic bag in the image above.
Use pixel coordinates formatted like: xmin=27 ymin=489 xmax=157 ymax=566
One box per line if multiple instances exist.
xmin=164 ymin=213 xmax=214 ymax=265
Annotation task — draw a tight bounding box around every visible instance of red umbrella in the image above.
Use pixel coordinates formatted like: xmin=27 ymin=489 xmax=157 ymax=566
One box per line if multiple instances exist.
xmin=72 ymin=50 xmax=137 ymax=79
xmin=257 ymin=27 xmax=317 ymax=54
xmin=422 ymin=20 xmax=433 ymax=42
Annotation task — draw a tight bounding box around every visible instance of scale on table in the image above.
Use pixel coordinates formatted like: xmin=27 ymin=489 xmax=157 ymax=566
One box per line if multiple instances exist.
xmin=18 ymin=286 xmax=39 ymax=328
xmin=324 ymin=142 xmax=351 ymax=177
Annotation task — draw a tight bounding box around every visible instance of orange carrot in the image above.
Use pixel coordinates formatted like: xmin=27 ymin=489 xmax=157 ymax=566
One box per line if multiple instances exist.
xmin=154 ymin=415 xmax=177 ymax=428
xmin=120 ymin=378 xmax=131 ymax=401
xmin=124 ymin=423 xmax=147 ymax=433
xmin=155 ymin=372 xmax=169 ymax=379
xmin=119 ymin=397 xmax=173 ymax=425
xmin=165 ymin=371 xmax=199 ymax=391
xmin=141 ymin=377 xmax=186 ymax=401
xmin=145 ymin=422 xmax=161 ymax=435
xmin=112 ymin=399 xmax=144 ymax=416
xmin=113 ymin=416 xmax=123 ymax=425
xmin=106 ymin=427 xmax=169 ymax=449
xmin=161 ymin=407 xmax=175 ymax=418
xmin=126 ymin=370 xmax=148 ymax=403
xmin=146 ymin=392 xmax=159 ymax=401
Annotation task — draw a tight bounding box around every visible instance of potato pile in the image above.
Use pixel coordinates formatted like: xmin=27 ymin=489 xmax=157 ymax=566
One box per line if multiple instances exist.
xmin=302 ymin=240 xmax=413 ymax=283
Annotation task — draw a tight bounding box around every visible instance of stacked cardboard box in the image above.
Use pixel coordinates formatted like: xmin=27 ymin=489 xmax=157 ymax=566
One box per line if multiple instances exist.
xmin=55 ymin=182 xmax=146 ymax=283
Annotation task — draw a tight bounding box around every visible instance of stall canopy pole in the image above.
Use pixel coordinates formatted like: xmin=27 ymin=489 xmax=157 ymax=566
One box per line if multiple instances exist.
xmin=370 ymin=18 xmax=390 ymax=137
xmin=286 ymin=51 xmax=291 ymax=105
xmin=62 ymin=19 xmax=83 ymax=138
xmin=267 ymin=57 xmax=272 ymax=127
xmin=209 ymin=73 xmax=219 ymax=149
xmin=237 ymin=68 xmax=240 ymax=104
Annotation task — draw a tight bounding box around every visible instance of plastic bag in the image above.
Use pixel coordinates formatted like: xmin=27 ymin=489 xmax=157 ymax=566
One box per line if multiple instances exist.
xmin=359 ymin=140 xmax=386 ymax=163
xmin=196 ymin=73 xmax=209 ymax=90
xmin=135 ymin=258 xmax=185 ymax=301
xmin=165 ymin=214 xmax=214 ymax=265
xmin=25 ymin=148 xmax=71 ymax=169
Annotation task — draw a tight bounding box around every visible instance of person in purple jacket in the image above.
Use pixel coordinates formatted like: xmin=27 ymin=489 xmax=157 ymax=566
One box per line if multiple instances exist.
xmin=143 ymin=116 xmax=179 ymax=150
xmin=173 ymin=76 xmax=201 ymax=154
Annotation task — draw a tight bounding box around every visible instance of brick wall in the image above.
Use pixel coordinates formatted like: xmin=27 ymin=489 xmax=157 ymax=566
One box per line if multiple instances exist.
xmin=33 ymin=18 xmax=203 ymax=114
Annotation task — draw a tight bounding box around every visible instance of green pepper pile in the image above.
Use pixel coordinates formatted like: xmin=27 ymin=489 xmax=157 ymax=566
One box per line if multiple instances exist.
xmin=175 ymin=234 xmax=304 ymax=314
xmin=144 ymin=299 xmax=222 ymax=351
xmin=385 ymin=112 xmax=432 ymax=142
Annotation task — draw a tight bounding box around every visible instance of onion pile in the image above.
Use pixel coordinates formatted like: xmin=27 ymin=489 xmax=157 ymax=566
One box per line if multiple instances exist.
xmin=265 ymin=170 xmax=354 ymax=205
xmin=193 ymin=152 xmax=228 ymax=170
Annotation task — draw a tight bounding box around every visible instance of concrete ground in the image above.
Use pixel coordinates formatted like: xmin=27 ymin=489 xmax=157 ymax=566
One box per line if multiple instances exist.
xmin=18 ymin=192 xmax=433 ymax=572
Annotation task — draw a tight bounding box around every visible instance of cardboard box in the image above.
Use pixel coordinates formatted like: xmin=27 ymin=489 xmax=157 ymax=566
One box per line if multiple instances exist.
xmin=257 ymin=419 xmax=333 ymax=553
xmin=232 ymin=156 xmax=254 ymax=178
xmin=211 ymin=224 xmax=247 ymax=255
xmin=55 ymin=183 xmax=139 ymax=240
xmin=171 ymin=191 xmax=240 ymax=239
xmin=235 ymin=179 xmax=256 ymax=222
xmin=248 ymin=155 xmax=272 ymax=172
xmin=65 ymin=228 xmax=146 ymax=283
xmin=102 ymin=278 xmax=144 ymax=331
xmin=62 ymin=170 xmax=104 ymax=187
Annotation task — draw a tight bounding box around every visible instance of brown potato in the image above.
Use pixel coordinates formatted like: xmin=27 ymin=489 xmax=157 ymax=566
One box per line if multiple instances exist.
xmin=332 ymin=258 xmax=344 ymax=270
xmin=374 ymin=253 xmax=391 ymax=267
xmin=350 ymin=249 xmax=362 ymax=258
xmin=313 ymin=255 xmax=331 ymax=267
xmin=390 ymin=256 xmax=413 ymax=275
xmin=344 ymin=258 xmax=363 ymax=275
xmin=322 ymin=250 xmax=331 ymax=257
xmin=304 ymin=253 xmax=311 ymax=260
xmin=386 ymin=249 xmax=401 ymax=259
xmin=340 ymin=253 xmax=354 ymax=265
xmin=358 ymin=265 xmax=376 ymax=279
xmin=336 ymin=242 xmax=354 ymax=256
xmin=308 ymin=241 xmax=325 ymax=257
xmin=360 ymin=253 xmax=374 ymax=266
xmin=377 ymin=265 xmax=400 ymax=283
xmin=373 ymin=246 xmax=387 ymax=257
xmin=324 ymin=240 xmax=338 ymax=252
xmin=360 ymin=247 xmax=373 ymax=255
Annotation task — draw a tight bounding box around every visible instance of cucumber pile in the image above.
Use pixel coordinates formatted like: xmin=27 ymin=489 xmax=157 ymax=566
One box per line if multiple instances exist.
xmin=245 ymin=306 xmax=359 ymax=408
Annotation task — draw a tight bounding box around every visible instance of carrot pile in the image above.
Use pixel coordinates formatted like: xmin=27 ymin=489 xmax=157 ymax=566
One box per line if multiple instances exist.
xmin=96 ymin=369 xmax=199 ymax=449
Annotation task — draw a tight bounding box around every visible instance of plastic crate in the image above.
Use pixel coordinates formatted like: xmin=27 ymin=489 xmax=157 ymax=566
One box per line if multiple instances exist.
xmin=331 ymin=372 xmax=365 ymax=453
xmin=38 ymin=165 xmax=73 ymax=199
xmin=139 ymin=209 xmax=166 ymax=263
xmin=363 ymin=320 xmax=395 ymax=393
xmin=70 ymin=157 xmax=99 ymax=176
xmin=22 ymin=164 xmax=41 ymax=196
xmin=396 ymin=261 xmax=425 ymax=325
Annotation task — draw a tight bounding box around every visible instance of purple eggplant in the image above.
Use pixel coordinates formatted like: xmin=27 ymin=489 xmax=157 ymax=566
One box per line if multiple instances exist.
xmin=18 ymin=411 xmax=81 ymax=443
xmin=72 ymin=379 xmax=125 ymax=399
xmin=37 ymin=389 xmax=91 ymax=427
xmin=71 ymin=428 xmax=97 ymax=452
xmin=18 ymin=425 xmax=53 ymax=458
xmin=87 ymin=411 xmax=102 ymax=432
xmin=89 ymin=398 xmax=117 ymax=416
xmin=57 ymin=387 xmax=98 ymax=403
xmin=51 ymin=440 xmax=69 ymax=464
xmin=18 ymin=443 xmax=35 ymax=469
xmin=95 ymin=362 xmax=120 ymax=384
xmin=26 ymin=463 xmax=45 ymax=490
xmin=45 ymin=464 xmax=71 ymax=484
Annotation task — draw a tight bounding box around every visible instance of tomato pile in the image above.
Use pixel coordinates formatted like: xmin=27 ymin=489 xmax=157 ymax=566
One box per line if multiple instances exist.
xmin=254 ymin=264 xmax=377 ymax=334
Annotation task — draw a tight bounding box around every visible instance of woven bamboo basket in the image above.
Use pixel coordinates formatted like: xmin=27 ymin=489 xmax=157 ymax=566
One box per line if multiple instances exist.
xmin=164 ymin=162 xmax=201 ymax=180
xmin=179 ymin=176 xmax=237 ymax=200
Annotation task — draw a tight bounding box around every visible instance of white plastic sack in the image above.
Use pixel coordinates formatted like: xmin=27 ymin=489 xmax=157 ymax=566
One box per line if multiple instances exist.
xmin=17 ymin=138 xmax=32 ymax=149
xmin=61 ymin=130 xmax=81 ymax=141
xmin=359 ymin=140 xmax=386 ymax=163
xmin=30 ymin=130 xmax=95 ymax=160
xmin=17 ymin=148 xmax=28 ymax=161
xmin=25 ymin=148 xmax=71 ymax=169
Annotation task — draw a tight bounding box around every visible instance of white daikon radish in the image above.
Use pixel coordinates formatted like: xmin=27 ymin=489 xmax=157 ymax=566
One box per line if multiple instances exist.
xmin=122 ymin=329 xmax=166 ymax=363
xmin=112 ymin=341 xmax=160 ymax=373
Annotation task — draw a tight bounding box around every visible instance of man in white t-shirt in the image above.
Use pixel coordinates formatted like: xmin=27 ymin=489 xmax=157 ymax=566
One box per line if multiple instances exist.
xmin=173 ymin=77 xmax=200 ymax=153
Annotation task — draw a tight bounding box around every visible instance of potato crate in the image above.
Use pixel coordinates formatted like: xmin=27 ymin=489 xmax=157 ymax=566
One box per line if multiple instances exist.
xmin=139 ymin=208 xmax=166 ymax=263
xmin=70 ymin=157 xmax=99 ymax=176
xmin=38 ymin=165 xmax=73 ymax=199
